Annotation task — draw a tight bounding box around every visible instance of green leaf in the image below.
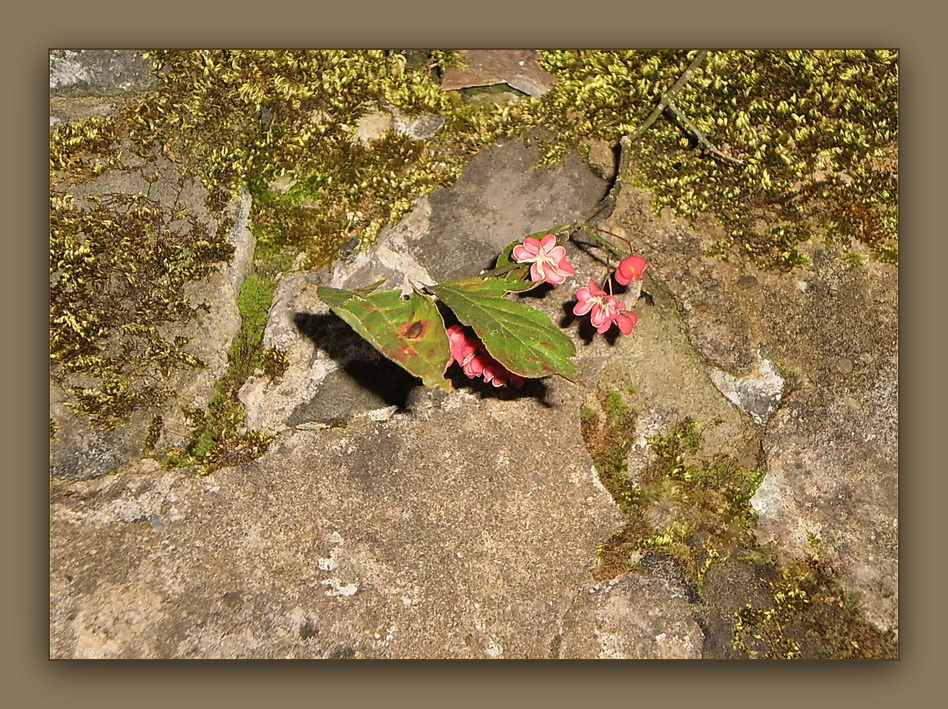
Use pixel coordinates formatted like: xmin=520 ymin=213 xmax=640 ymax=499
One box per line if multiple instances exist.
xmin=430 ymin=278 xmax=576 ymax=379
xmin=316 ymin=286 xmax=452 ymax=390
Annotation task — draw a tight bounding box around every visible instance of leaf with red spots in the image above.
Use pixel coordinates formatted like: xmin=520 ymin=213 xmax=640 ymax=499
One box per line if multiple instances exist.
xmin=316 ymin=286 xmax=452 ymax=390
xmin=429 ymin=278 xmax=576 ymax=379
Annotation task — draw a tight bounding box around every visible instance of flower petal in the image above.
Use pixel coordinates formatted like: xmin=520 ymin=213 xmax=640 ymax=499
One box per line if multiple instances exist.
xmin=573 ymin=300 xmax=593 ymax=316
xmin=539 ymin=233 xmax=557 ymax=249
xmin=545 ymin=269 xmax=566 ymax=285
xmin=523 ymin=237 xmax=542 ymax=253
xmin=530 ymin=262 xmax=545 ymax=283
xmin=586 ymin=279 xmax=607 ymax=297
xmin=546 ymin=245 xmax=566 ymax=262
xmin=615 ymin=311 xmax=637 ymax=334
xmin=590 ymin=307 xmax=612 ymax=328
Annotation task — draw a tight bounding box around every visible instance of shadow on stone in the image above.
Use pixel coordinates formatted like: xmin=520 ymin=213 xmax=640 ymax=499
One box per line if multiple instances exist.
xmin=293 ymin=311 xmax=421 ymax=413
xmin=445 ymin=367 xmax=555 ymax=407
xmin=559 ymin=301 xmax=621 ymax=347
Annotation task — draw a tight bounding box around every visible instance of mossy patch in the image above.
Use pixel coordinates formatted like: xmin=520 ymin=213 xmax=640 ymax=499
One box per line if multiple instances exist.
xmin=49 ymin=190 xmax=233 ymax=428
xmin=581 ymin=393 xmax=763 ymax=590
xmin=161 ymin=269 xmax=281 ymax=474
xmin=51 ymin=48 xmax=897 ymax=460
xmin=580 ymin=389 xmax=896 ymax=659
xmin=732 ymin=558 xmax=898 ymax=659
xmin=534 ymin=50 xmax=898 ymax=269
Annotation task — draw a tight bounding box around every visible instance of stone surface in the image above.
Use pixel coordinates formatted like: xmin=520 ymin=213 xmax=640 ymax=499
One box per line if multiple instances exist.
xmin=592 ymin=277 xmax=762 ymax=472
xmin=441 ymin=50 xmax=557 ymax=97
xmin=50 ymin=147 xmax=248 ymax=476
xmin=240 ymin=135 xmax=609 ymax=432
xmin=50 ymin=54 xmax=898 ymax=656
xmin=416 ymin=135 xmax=607 ymax=283
xmin=605 ymin=186 xmax=899 ymax=634
xmin=557 ymin=573 xmax=703 ymax=659
xmin=709 ymin=347 xmax=785 ymax=426
xmin=50 ymin=389 xmax=626 ymax=659
xmin=50 ymin=50 xmax=156 ymax=97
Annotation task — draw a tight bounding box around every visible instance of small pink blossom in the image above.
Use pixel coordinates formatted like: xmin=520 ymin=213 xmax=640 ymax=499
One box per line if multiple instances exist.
xmin=615 ymin=255 xmax=648 ymax=286
xmin=572 ymin=280 xmax=637 ymax=335
xmin=512 ymin=234 xmax=575 ymax=286
xmin=447 ymin=325 xmax=524 ymax=388
xmin=613 ymin=309 xmax=638 ymax=334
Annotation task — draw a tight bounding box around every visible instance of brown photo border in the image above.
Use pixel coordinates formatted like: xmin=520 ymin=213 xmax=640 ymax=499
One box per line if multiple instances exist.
xmin=11 ymin=1 xmax=940 ymax=705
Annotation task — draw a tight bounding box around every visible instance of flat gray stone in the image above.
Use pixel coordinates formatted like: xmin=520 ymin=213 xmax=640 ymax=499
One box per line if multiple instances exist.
xmin=558 ymin=573 xmax=703 ymax=659
xmin=50 ymin=50 xmax=156 ymax=97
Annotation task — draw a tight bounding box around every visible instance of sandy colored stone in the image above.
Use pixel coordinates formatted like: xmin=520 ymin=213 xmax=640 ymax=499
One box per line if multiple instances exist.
xmin=51 ymin=387 xmax=625 ymax=659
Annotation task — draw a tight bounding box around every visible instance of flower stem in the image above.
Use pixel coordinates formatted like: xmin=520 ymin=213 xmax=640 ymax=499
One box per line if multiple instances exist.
xmin=580 ymin=224 xmax=625 ymax=258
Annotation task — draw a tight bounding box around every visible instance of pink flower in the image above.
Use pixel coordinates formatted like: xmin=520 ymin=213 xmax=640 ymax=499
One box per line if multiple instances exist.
xmin=512 ymin=234 xmax=575 ymax=286
xmin=447 ymin=325 xmax=524 ymax=388
xmin=613 ymin=309 xmax=638 ymax=334
xmin=572 ymin=280 xmax=637 ymax=335
xmin=615 ymin=255 xmax=648 ymax=286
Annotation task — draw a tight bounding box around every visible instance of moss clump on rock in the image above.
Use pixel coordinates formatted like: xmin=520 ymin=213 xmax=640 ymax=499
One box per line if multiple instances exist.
xmin=129 ymin=50 xmax=515 ymax=267
xmin=582 ymin=396 xmax=763 ymax=589
xmin=50 ymin=48 xmax=897 ymax=442
xmin=732 ymin=558 xmax=898 ymax=659
xmin=49 ymin=190 xmax=233 ymax=428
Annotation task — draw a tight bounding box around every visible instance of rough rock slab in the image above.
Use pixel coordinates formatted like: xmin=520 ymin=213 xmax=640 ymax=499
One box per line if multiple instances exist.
xmin=50 ymin=50 xmax=156 ymax=97
xmin=606 ymin=187 xmax=898 ymax=634
xmin=557 ymin=573 xmax=703 ymax=659
xmin=592 ymin=278 xmax=763 ymax=471
xmin=50 ymin=154 xmax=251 ymax=477
xmin=241 ymin=135 xmax=609 ymax=432
xmin=51 ymin=384 xmax=626 ymax=659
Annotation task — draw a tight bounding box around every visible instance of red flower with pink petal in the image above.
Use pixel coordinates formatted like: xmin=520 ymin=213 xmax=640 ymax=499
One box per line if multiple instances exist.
xmin=512 ymin=234 xmax=575 ymax=286
xmin=615 ymin=255 xmax=648 ymax=286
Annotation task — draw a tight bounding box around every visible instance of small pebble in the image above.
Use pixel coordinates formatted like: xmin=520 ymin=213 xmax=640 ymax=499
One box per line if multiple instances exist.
xmin=836 ymin=357 xmax=854 ymax=375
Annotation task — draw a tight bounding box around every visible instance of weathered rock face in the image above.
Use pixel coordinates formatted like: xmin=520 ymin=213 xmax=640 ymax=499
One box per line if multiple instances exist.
xmin=50 ymin=63 xmax=253 ymax=477
xmin=239 ymin=134 xmax=610 ymax=433
xmin=558 ymin=573 xmax=704 ymax=659
xmin=50 ymin=50 xmax=157 ymax=128
xmin=606 ymin=186 xmax=899 ymax=634
xmin=50 ymin=50 xmax=156 ymax=97
xmin=50 ymin=54 xmax=898 ymax=656
xmin=50 ymin=389 xmax=627 ymax=659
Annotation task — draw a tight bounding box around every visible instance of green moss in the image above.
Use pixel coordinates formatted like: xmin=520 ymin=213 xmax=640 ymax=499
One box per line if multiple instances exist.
xmin=579 ymin=388 xmax=641 ymax=518
xmin=732 ymin=559 xmax=898 ymax=659
xmin=534 ymin=50 xmax=897 ymax=269
xmin=583 ymin=407 xmax=763 ymax=588
xmin=129 ymin=49 xmax=522 ymax=267
xmin=51 ymin=48 xmax=897 ymax=457
xmin=49 ymin=191 xmax=234 ymax=428
xmin=165 ymin=270 xmax=281 ymax=474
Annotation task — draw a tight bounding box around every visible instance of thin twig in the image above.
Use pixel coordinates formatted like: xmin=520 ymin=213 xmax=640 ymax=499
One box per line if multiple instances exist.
xmin=580 ymin=224 xmax=624 ymax=258
xmin=665 ymin=102 xmax=744 ymax=166
xmin=630 ymin=50 xmax=709 ymax=142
